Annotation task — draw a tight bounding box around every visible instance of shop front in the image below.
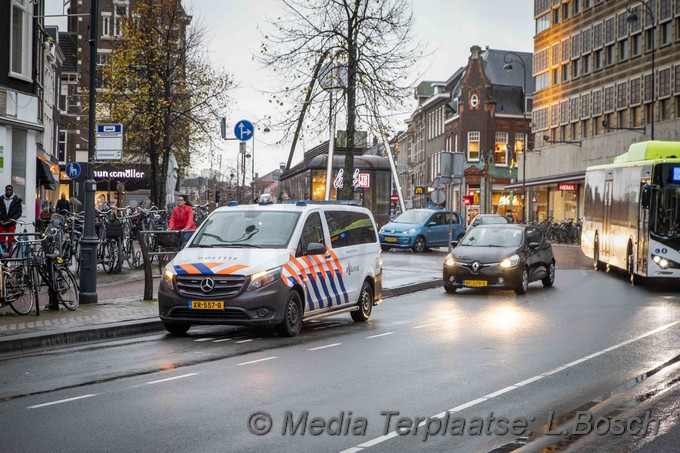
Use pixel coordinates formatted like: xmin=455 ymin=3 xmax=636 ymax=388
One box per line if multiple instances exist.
xmin=506 ymin=173 xmax=584 ymax=223
xmin=66 ymin=163 xmax=152 ymax=210
xmin=279 ymin=154 xmax=392 ymax=226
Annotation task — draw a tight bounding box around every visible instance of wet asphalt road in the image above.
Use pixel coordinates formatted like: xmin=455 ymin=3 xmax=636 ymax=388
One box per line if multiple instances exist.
xmin=1 ymin=267 xmax=679 ymax=452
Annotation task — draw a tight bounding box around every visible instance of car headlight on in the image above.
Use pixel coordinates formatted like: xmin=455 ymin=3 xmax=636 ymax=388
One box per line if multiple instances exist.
xmin=499 ymin=254 xmax=520 ymax=268
xmin=162 ymin=268 xmax=175 ymax=288
xmin=247 ymin=267 xmax=283 ymax=291
xmin=405 ymin=228 xmax=416 ymax=234
xmin=444 ymin=254 xmax=455 ymax=267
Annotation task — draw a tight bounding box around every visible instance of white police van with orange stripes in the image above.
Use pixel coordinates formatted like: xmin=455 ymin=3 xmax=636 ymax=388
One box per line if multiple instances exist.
xmin=158 ymin=201 xmax=382 ymax=337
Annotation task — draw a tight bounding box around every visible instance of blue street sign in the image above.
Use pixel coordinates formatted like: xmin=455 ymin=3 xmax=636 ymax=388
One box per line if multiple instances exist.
xmin=234 ymin=120 xmax=254 ymax=141
xmin=96 ymin=123 xmax=122 ymax=134
xmin=65 ymin=162 xmax=82 ymax=179
xmin=426 ymin=201 xmax=435 ymax=208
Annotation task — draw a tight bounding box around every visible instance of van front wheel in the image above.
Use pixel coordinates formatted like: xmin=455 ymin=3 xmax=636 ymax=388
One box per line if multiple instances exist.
xmin=276 ymin=291 xmax=303 ymax=337
xmin=351 ymin=281 xmax=373 ymax=322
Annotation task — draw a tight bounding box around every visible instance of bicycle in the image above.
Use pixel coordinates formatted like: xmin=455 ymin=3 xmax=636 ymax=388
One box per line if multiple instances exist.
xmin=26 ymin=232 xmax=79 ymax=311
xmin=0 ymin=253 xmax=37 ymax=315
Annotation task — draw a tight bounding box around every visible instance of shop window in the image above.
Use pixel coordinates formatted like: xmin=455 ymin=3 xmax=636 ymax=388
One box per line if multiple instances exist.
xmin=494 ymin=132 xmax=508 ymax=166
xmin=11 ymin=130 xmax=27 ymax=201
xmin=467 ymin=131 xmax=480 ymax=162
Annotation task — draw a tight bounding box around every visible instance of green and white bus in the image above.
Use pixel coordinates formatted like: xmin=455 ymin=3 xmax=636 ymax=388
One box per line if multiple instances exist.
xmin=582 ymin=141 xmax=680 ymax=283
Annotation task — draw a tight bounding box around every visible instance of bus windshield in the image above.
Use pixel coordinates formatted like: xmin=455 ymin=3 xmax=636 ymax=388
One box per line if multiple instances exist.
xmin=652 ymin=186 xmax=680 ymax=238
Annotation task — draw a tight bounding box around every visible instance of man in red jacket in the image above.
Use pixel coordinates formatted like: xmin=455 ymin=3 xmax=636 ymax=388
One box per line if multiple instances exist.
xmin=168 ymin=195 xmax=197 ymax=231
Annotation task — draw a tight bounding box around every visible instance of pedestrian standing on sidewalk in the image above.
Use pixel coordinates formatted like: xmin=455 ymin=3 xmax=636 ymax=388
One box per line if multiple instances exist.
xmin=168 ymin=195 xmax=197 ymax=242
xmin=0 ymin=185 xmax=22 ymax=252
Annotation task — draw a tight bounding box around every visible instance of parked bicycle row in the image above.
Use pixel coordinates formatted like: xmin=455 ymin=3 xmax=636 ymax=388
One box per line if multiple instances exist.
xmin=528 ymin=218 xmax=582 ymax=244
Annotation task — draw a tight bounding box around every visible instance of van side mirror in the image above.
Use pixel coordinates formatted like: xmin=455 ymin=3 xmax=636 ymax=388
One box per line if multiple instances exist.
xmin=305 ymin=242 xmax=326 ymax=256
xmin=641 ymin=184 xmax=655 ymax=209
xmin=528 ymin=242 xmax=540 ymax=249
xmin=451 ymin=240 xmax=459 ymax=247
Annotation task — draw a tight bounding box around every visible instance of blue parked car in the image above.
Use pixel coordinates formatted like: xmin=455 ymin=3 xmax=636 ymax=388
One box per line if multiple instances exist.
xmin=378 ymin=209 xmax=465 ymax=252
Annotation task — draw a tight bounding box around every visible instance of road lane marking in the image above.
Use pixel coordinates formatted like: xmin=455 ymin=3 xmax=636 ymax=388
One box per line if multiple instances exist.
xmin=412 ymin=322 xmax=438 ymax=329
xmin=28 ymin=394 xmax=97 ymax=409
xmin=236 ymin=339 xmax=254 ymax=344
xmin=308 ymin=343 xmax=342 ymax=351
xmin=367 ymin=332 xmax=394 ymax=339
xmin=213 ymin=338 xmax=232 ymax=343
xmin=341 ymin=320 xmax=680 ymax=453
xmin=237 ymin=356 xmax=278 ymax=366
xmin=146 ymin=373 xmax=198 ymax=385
xmin=194 ymin=338 xmax=215 ymax=342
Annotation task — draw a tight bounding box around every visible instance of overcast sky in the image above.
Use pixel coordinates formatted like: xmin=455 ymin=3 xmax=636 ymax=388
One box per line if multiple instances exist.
xmin=46 ymin=0 xmax=534 ymax=178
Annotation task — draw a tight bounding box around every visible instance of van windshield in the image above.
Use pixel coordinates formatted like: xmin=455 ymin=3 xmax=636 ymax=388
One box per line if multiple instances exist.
xmin=190 ymin=211 xmax=301 ymax=248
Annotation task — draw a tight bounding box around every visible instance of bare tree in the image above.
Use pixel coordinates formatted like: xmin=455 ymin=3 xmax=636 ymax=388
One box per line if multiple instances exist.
xmin=258 ymin=0 xmax=421 ymax=198
xmin=99 ymin=0 xmax=234 ymax=207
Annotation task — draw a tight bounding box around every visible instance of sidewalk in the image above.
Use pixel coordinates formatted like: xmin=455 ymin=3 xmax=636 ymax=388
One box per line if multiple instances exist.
xmin=0 ymin=244 xmax=589 ymax=354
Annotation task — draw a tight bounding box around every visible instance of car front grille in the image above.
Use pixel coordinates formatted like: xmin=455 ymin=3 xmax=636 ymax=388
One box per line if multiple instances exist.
xmin=176 ymin=274 xmax=247 ymax=298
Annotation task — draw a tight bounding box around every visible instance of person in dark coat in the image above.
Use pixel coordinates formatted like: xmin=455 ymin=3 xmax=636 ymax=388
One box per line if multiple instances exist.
xmin=56 ymin=193 xmax=71 ymax=213
xmin=0 ymin=185 xmax=23 ymax=251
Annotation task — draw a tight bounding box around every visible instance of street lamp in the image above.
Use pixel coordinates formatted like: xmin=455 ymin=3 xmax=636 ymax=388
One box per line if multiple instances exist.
xmin=626 ymin=1 xmax=655 ymax=140
xmin=79 ymin=0 xmax=100 ymax=304
xmin=251 ymin=124 xmax=271 ymax=203
xmin=503 ymin=51 xmax=528 ymax=223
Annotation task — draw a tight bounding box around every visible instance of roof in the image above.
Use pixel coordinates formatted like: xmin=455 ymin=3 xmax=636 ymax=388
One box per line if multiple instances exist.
xmin=482 ymin=49 xmax=534 ymax=93
xmin=414 ymin=80 xmax=446 ymax=99
xmin=58 ymin=32 xmax=78 ymax=72
xmin=613 ymin=141 xmax=680 ymax=163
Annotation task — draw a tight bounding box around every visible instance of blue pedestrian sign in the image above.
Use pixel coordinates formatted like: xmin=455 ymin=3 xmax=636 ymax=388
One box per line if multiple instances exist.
xmin=426 ymin=201 xmax=435 ymax=209
xmin=65 ymin=162 xmax=81 ymax=179
xmin=234 ymin=120 xmax=254 ymax=141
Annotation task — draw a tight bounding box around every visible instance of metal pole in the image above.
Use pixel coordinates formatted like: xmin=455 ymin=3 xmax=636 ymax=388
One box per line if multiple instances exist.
xmin=650 ymin=13 xmax=655 ymax=140
xmin=251 ymin=131 xmax=255 ymax=203
xmin=522 ymin=136 xmax=526 ymax=223
xmin=79 ymin=0 xmax=99 ymax=304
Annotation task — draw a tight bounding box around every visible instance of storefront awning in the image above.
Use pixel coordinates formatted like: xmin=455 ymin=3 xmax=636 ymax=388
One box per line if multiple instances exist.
xmin=504 ymin=171 xmax=585 ymax=190
xmin=36 ymin=158 xmax=57 ymax=190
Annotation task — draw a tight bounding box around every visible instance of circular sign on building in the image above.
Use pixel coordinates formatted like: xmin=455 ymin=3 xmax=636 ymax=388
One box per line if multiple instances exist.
xmin=390 ymin=193 xmax=399 ymax=203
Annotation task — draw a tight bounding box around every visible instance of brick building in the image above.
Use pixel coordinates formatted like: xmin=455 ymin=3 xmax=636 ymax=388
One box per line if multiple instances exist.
xmin=526 ymin=0 xmax=680 ymax=222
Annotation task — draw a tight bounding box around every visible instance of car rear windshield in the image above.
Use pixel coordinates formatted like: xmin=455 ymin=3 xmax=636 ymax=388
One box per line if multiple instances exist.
xmin=460 ymin=227 xmax=523 ymax=247
xmin=393 ymin=210 xmax=430 ymax=224
xmin=190 ymin=211 xmax=300 ymax=248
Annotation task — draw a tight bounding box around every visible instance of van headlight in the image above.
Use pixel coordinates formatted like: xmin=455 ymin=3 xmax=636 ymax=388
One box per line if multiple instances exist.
xmin=162 ymin=268 xmax=175 ymax=288
xmin=499 ymin=254 xmax=520 ymax=268
xmin=247 ymin=267 xmax=283 ymax=291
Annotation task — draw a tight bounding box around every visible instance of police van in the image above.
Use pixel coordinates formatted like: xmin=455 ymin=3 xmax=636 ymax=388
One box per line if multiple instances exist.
xmin=158 ymin=202 xmax=382 ymax=337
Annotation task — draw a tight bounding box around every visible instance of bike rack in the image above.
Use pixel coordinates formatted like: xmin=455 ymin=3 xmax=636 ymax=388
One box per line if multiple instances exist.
xmin=137 ymin=230 xmax=187 ymax=301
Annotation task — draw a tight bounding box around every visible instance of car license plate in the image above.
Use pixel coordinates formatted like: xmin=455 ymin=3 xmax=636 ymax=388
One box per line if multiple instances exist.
xmin=189 ymin=300 xmax=224 ymax=310
xmin=385 ymin=237 xmax=397 ymax=243
xmin=463 ymin=280 xmax=487 ymax=287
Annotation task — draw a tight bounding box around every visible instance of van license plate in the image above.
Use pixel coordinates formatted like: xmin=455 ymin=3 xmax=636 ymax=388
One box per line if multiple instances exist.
xmin=190 ymin=301 xmax=224 ymax=310
xmin=463 ymin=280 xmax=487 ymax=287
xmin=385 ymin=237 xmax=397 ymax=243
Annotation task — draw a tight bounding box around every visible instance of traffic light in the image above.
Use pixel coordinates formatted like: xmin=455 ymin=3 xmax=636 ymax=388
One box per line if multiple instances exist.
xmin=215 ymin=191 xmax=221 ymax=204
xmin=463 ymin=195 xmax=473 ymax=206
xmin=219 ymin=117 xmax=226 ymax=139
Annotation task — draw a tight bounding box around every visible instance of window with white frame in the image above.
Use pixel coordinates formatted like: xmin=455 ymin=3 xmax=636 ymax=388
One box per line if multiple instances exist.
xmin=58 ymin=131 xmax=67 ymax=163
xmin=102 ymin=12 xmax=112 ymax=37
xmin=114 ymin=4 xmax=129 ymax=37
xmin=59 ymin=84 xmax=68 ymax=112
xmin=494 ymin=132 xmax=508 ymax=166
xmin=10 ymin=0 xmax=32 ymax=79
xmin=467 ymin=132 xmax=480 ymax=161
